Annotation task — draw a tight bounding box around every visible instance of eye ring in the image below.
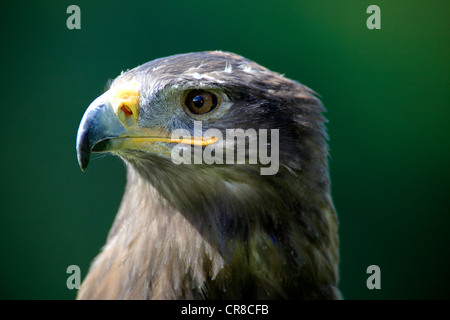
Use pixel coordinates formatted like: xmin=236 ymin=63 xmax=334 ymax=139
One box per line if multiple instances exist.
xmin=183 ymin=89 xmax=220 ymax=115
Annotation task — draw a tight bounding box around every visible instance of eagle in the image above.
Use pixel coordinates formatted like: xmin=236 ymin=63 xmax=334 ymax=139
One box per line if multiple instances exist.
xmin=76 ymin=51 xmax=340 ymax=299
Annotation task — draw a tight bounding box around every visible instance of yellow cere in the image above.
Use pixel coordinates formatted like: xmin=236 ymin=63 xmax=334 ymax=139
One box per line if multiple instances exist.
xmin=109 ymin=83 xmax=141 ymax=127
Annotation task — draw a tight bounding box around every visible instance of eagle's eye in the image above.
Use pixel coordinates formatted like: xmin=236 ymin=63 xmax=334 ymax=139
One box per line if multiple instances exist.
xmin=184 ymin=89 xmax=219 ymax=115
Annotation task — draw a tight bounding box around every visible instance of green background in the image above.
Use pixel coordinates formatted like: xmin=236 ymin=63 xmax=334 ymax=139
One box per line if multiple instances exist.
xmin=1 ymin=0 xmax=448 ymax=299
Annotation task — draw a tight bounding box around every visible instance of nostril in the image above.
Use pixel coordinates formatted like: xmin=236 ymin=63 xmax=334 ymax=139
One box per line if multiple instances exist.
xmin=120 ymin=104 xmax=133 ymax=117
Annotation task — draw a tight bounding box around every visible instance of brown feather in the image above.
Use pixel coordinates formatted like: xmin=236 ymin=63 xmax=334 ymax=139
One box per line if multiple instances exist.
xmin=76 ymin=51 xmax=340 ymax=299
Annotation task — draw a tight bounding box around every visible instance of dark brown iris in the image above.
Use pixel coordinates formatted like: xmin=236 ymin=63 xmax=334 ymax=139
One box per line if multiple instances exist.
xmin=184 ymin=90 xmax=219 ymax=115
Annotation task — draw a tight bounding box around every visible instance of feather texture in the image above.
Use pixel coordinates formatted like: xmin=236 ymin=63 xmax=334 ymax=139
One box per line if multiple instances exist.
xmin=76 ymin=51 xmax=340 ymax=299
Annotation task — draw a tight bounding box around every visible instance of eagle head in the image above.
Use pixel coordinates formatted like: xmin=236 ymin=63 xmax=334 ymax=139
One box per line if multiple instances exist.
xmin=76 ymin=51 xmax=340 ymax=299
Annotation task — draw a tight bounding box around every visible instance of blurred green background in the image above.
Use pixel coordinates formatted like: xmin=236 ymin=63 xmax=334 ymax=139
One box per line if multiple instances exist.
xmin=0 ymin=0 xmax=448 ymax=299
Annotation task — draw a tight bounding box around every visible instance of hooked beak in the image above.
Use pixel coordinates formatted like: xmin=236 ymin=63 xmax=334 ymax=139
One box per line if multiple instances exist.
xmin=76 ymin=97 xmax=126 ymax=171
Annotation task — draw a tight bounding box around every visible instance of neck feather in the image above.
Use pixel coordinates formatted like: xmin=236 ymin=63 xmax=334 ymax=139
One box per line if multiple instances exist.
xmin=78 ymin=162 xmax=340 ymax=299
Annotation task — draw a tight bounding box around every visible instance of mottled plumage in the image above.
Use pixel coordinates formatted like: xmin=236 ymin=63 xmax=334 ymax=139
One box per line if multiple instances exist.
xmin=76 ymin=51 xmax=340 ymax=299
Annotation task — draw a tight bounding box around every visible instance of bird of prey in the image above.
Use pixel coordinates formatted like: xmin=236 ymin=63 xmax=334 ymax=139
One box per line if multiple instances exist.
xmin=76 ymin=51 xmax=340 ymax=299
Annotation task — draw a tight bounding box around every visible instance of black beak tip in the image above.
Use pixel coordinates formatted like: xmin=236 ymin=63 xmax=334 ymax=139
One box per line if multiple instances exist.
xmin=77 ymin=147 xmax=90 ymax=172
xmin=78 ymin=155 xmax=89 ymax=172
xmin=76 ymin=129 xmax=91 ymax=172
